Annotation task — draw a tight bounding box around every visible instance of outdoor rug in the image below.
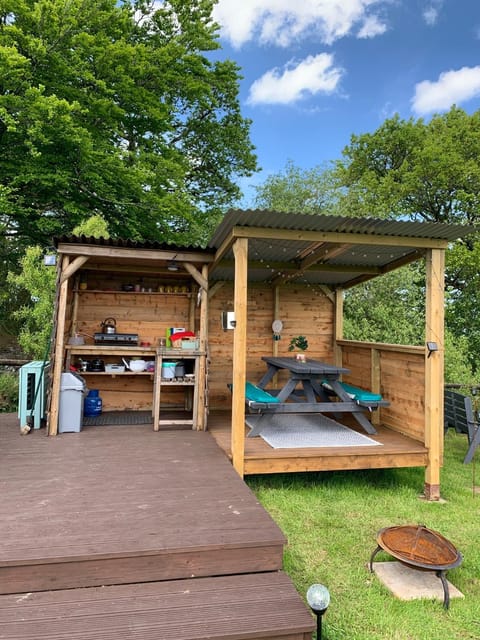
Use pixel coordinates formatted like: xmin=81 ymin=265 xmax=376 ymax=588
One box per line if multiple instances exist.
xmin=246 ymin=413 xmax=381 ymax=449
xmin=83 ymin=411 xmax=153 ymax=426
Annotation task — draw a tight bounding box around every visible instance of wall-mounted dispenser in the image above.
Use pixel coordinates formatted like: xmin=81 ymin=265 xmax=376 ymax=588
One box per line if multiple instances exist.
xmin=222 ymin=311 xmax=236 ymax=330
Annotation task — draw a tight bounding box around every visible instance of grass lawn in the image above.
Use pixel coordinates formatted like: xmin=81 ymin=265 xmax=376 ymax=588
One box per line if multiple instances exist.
xmin=246 ymin=431 xmax=480 ymax=640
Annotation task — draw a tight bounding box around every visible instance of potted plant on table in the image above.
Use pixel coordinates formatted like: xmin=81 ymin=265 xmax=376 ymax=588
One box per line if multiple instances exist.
xmin=288 ymin=335 xmax=308 ymax=361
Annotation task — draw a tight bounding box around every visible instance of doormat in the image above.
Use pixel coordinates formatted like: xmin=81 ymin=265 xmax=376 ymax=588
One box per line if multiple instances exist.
xmin=246 ymin=413 xmax=381 ymax=448
xmin=83 ymin=411 xmax=153 ymax=426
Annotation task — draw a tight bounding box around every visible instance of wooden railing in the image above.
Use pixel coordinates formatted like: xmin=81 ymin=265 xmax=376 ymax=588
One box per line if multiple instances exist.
xmin=336 ymin=340 xmax=426 ymax=442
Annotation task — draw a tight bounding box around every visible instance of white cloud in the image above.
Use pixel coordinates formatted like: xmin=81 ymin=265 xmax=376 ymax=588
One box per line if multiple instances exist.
xmin=357 ymin=15 xmax=387 ymax=38
xmin=247 ymin=53 xmax=343 ymax=105
xmin=412 ymin=66 xmax=480 ymax=115
xmin=212 ymin=0 xmax=388 ymax=48
xmin=422 ymin=1 xmax=444 ymax=27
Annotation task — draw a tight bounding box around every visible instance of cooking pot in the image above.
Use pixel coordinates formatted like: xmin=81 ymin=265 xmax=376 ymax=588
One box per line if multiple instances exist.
xmin=122 ymin=357 xmax=146 ymax=372
xmin=101 ymin=317 xmax=116 ymax=334
xmin=90 ymin=358 xmax=105 ymax=372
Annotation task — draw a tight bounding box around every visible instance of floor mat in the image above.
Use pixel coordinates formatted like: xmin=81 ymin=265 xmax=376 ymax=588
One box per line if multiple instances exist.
xmin=83 ymin=411 xmax=153 ymax=426
xmin=246 ymin=413 xmax=381 ymax=448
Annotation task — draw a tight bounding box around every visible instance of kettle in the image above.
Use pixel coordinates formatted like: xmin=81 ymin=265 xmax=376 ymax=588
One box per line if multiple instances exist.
xmin=101 ymin=317 xmax=117 ymax=334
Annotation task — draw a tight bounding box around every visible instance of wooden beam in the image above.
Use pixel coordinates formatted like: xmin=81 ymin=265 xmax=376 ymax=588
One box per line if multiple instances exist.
xmin=214 ymin=258 xmax=382 ymax=276
xmin=209 ymin=229 xmax=236 ymax=275
xmin=339 ymin=250 xmax=425 ymax=289
xmin=182 ymin=262 xmax=208 ymax=290
xmin=208 ymin=281 xmax=225 ymax=300
xmin=371 ymin=348 xmax=381 ymax=426
xmin=271 ymin=243 xmax=351 ymax=286
xmin=333 ymin=289 xmax=344 ymax=368
xmin=273 ymin=286 xmax=280 ymax=358
xmin=424 ymin=248 xmax=445 ymax=500
xmin=60 ymin=256 xmax=89 ymax=284
xmin=300 ymin=243 xmax=350 ymax=269
xmin=56 ymin=243 xmax=213 ymax=264
xmin=196 ymin=266 xmax=209 ymax=431
xmin=48 ymin=256 xmax=70 ymax=436
xmin=231 ymin=226 xmax=450 ymax=250
xmin=231 ymin=238 xmax=248 ymax=477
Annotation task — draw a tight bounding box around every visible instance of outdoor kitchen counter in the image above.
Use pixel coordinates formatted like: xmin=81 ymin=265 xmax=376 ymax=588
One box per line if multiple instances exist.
xmin=65 ymin=344 xmax=156 ymax=370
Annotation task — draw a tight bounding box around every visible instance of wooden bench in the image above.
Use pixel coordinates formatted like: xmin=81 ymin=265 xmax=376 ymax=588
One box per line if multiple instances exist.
xmin=321 ymin=380 xmax=389 ymax=410
xmin=231 ymin=382 xmax=384 ymax=437
xmin=444 ymin=389 xmax=480 ymax=463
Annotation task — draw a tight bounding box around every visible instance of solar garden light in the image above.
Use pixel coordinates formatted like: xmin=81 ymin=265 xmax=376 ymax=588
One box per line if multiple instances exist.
xmin=306 ymin=583 xmax=330 ymax=639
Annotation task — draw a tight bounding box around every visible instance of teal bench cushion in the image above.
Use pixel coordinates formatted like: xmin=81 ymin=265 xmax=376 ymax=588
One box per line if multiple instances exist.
xmin=339 ymin=382 xmax=383 ymax=403
xmin=322 ymin=380 xmax=383 ymax=403
xmin=245 ymin=381 xmax=280 ymax=403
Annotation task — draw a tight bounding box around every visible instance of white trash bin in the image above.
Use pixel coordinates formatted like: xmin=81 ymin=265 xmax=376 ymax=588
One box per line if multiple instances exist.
xmin=59 ymin=372 xmax=87 ymax=433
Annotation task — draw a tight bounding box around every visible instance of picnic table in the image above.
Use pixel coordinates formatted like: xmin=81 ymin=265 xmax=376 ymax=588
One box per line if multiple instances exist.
xmin=248 ymin=356 xmax=383 ymax=436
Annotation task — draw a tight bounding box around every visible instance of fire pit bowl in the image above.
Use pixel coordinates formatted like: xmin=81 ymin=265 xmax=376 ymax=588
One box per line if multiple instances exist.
xmin=369 ymin=525 xmax=462 ymax=609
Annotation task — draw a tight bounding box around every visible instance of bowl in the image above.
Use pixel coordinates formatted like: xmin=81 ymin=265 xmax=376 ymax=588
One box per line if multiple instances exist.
xmin=129 ymin=359 xmax=146 ymax=372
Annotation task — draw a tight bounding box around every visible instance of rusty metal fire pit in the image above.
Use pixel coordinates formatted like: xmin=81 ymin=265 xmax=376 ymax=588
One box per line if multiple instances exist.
xmin=369 ymin=525 xmax=463 ymax=609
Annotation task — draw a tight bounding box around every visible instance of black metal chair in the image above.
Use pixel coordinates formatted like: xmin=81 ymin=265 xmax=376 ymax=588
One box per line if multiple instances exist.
xmin=444 ymin=389 xmax=480 ymax=463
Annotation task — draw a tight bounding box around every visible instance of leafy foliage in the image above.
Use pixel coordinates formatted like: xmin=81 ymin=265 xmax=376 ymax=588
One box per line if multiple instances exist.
xmin=253 ymin=159 xmax=338 ymax=213
xmin=0 ymin=372 xmax=18 ymax=412
xmin=334 ymin=107 xmax=480 ymax=224
xmin=343 ymin=266 xmax=425 ymax=345
xmin=288 ymin=335 xmax=308 ymax=352
xmin=7 ymin=246 xmax=56 ymax=358
xmin=0 ymin=0 xmax=257 ymax=247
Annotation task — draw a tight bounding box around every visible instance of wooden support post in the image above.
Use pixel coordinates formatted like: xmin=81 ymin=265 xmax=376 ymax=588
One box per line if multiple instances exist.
xmin=334 ymin=288 xmax=344 ymax=367
xmin=231 ymin=238 xmax=248 ymax=477
xmin=48 ymin=256 xmax=70 ymax=436
xmin=424 ymin=248 xmax=445 ymax=500
xmin=371 ymin=348 xmax=381 ymax=426
xmin=196 ymin=265 xmax=209 ymax=431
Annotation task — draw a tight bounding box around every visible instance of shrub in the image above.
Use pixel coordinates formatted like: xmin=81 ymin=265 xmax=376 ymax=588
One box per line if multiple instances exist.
xmin=0 ymin=372 xmax=19 ymax=412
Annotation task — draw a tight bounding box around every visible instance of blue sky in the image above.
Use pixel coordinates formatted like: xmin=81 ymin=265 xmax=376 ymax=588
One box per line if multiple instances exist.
xmin=210 ymin=1 xmax=480 ymax=203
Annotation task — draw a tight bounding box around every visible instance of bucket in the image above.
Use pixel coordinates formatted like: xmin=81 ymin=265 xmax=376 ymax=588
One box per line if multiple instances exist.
xmin=161 ymin=362 xmax=177 ymax=379
xmin=84 ymin=389 xmax=102 ymax=417
xmin=175 ymin=361 xmax=185 ymax=377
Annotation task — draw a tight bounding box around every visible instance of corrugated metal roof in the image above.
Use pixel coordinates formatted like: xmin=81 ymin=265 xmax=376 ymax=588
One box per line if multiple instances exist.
xmin=54 ymin=234 xmax=211 ymax=253
xmin=208 ymin=209 xmax=475 ymax=289
xmin=208 ymin=209 xmax=474 ymax=248
xmin=53 ymin=211 xmax=476 ymax=290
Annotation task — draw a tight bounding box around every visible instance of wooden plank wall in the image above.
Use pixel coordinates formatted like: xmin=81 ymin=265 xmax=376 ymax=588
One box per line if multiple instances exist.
xmin=341 ymin=344 xmax=425 ymax=442
xmin=66 ymin=272 xmax=198 ymax=411
xmin=207 ymin=283 xmax=335 ymax=408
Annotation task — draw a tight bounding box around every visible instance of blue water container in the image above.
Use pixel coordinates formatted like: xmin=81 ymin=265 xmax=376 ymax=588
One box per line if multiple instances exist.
xmin=84 ymin=389 xmax=102 ymax=417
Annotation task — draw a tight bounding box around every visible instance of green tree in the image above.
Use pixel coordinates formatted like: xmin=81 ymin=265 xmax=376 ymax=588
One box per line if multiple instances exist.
xmin=343 ymin=266 xmax=425 ymax=345
xmin=335 ymin=107 xmax=480 ymax=372
xmin=7 ymin=246 xmax=57 ymax=358
xmin=253 ymin=159 xmax=338 ymax=213
xmin=0 ymin=0 xmax=257 ymax=248
xmin=6 ymin=215 xmax=111 ymax=358
xmin=334 ymin=107 xmax=480 ymax=224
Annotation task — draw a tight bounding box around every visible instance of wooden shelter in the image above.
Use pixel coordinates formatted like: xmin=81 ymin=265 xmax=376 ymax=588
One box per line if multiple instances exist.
xmin=49 ymin=210 xmax=473 ymax=500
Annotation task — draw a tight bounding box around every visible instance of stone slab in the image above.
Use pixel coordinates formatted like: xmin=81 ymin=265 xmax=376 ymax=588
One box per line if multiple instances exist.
xmin=372 ymin=561 xmax=464 ymax=602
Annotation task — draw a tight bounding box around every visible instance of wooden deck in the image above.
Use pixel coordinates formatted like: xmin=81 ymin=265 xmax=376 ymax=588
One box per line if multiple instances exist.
xmin=208 ymin=411 xmax=428 ymax=475
xmin=0 ymin=413 xmax=313 ymax=639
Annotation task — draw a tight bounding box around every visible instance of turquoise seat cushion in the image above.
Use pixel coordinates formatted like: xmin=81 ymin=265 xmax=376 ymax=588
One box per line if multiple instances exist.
xmin=322 ymin=380 xmax=383 ymax=403
xmin=245 ymin=381 xmax=280 ymax=403
xmin=339 ymin=382 xmax=383 ymax=403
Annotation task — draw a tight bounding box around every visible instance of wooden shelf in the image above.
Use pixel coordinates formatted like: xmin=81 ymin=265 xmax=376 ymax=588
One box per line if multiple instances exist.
xmin=80 ymin=371 xmax=154 ymax=376
xmin=66 ymin=345 xmax=156 ymax=356
xmin=74 ymin=289 xmax=192 ymax=296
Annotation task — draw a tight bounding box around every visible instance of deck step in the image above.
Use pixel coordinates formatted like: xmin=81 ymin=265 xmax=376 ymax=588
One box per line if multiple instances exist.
xmin=0 ymin=572 xmax=314 ymax=640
